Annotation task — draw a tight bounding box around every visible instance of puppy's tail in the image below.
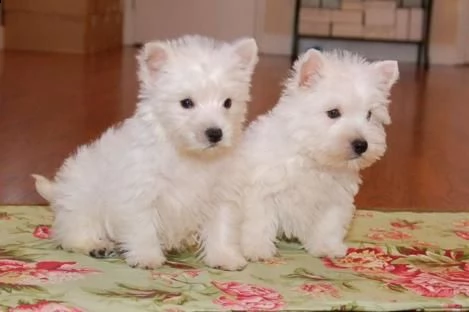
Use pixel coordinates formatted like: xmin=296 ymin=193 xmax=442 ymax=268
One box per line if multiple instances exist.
xmin=31 ymin=174 xmax=55 ymax=202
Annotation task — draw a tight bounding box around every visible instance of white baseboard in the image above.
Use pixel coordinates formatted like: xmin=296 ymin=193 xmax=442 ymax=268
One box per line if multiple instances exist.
xmin=259 ymin=34 xmax=465 ymax=65
xmin=430 ymin=44 xmax=465 ymax=65
xmin=0 ymin=26 xmax=4 ymax=50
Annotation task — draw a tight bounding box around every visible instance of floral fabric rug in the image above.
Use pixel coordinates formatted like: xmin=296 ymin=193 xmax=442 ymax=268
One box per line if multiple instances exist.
xmin=1 ymin=206 xmax=469 ymax=311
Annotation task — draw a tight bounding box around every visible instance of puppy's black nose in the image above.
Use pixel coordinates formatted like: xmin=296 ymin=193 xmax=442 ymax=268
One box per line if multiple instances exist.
xmin=205 ymin=127 xmax=223 ymax=143
xmin=352 ymin=139 xmax=368 ymax=155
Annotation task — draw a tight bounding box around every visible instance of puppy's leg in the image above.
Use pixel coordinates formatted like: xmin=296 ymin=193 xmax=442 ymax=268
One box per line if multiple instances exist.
xmin=53 ymin=210 xmax=116 ymax=258
xmin=301 ymin=205 xmax=354 ymax=258
xmin=240 ymin=193 xmax=278 ymax=262
xmin=202 ymin=202 xmax=247 ymax=271
xmin=118 ymin=211 xmax=166 ymax=270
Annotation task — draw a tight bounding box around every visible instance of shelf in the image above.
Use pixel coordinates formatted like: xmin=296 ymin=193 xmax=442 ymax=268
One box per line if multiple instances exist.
xmin=291 ymin=0 xmax=434 ymax=70
xmin=297 ymin=34 xmax=422 ymax=45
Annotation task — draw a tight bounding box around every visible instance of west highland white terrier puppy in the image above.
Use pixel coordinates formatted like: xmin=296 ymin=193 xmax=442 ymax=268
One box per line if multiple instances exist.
xmin=211 ymin=48 xmax=399 ymax=263
xmin=32 ymin=35 xmax=258 ymax=270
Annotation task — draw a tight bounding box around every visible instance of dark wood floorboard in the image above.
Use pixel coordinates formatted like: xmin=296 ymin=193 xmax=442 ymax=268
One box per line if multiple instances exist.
xmin=1 ymin=48 xmax=469 ymax=212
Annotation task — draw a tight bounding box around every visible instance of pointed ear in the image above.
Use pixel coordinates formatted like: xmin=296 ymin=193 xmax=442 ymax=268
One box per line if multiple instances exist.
xmin=232 ymin=38 xmax=258 ymax=71
xmin=375 ymin=106 xmax=392 ymax=125
xmin=137 ymin=41 xmax=169 ymax=78
xmin=373 ymin=60 xmax=399 ymax=89
xmin=297 ymin=48 xmax=325 ymax=87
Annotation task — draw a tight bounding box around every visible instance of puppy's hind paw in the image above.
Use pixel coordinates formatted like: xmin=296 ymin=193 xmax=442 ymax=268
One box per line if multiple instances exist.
xmin=89 ymin=247 xmax=118 ymax=259
xmin=60 ymin=238 xmax=116 ymax=258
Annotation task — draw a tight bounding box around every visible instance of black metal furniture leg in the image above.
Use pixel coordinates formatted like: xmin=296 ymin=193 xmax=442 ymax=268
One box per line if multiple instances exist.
xmin=290 ymin=0 xmax=301 ymax=65
xmin=417 ymin=43 xmax=423 ymax=68
xmin=422 ymin=0 xmax=433 ymax=70
xmin=423 ymin=44 xmax=430 ymax=70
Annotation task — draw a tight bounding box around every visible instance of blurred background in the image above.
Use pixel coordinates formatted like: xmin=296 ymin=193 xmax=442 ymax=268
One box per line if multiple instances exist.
xmin=1 ymin=0 xmax=468 ymax=211
xmin=2 ymin=1 xmax=467 ymax=64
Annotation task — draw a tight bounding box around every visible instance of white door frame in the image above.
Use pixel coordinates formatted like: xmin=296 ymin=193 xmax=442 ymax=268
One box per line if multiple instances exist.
xmin=122 ymin=0 xmax=136 ymax=45
xmin=459 ymin=0 xmax=469 ymax=63
xmin=253 ymin=0 xmax=293 ymax=55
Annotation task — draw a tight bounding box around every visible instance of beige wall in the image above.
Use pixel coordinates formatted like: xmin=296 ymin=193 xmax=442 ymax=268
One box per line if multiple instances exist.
xmin=262 ymin=0 xmax=461 ymax=46
xmin=131 ymin=0 xmax=256 ymax=44
xmin=264 ymin=0 xmax=295 ymax=36
xmin=430 ymin=0 xmax=459 ymax=45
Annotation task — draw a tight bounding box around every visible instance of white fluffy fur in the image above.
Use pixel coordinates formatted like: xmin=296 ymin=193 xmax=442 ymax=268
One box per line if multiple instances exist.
xmin=211 ymin=48 xmax=399 ymax=263
xmin=32 ymin=35 xmax=258 ymax=270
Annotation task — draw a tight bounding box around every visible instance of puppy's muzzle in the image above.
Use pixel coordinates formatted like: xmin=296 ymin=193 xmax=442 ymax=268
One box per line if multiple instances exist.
xmin=205 ymin=127 xmax=223 ymax=144
xmin=351 ymin=139 xmax=368 ymax=155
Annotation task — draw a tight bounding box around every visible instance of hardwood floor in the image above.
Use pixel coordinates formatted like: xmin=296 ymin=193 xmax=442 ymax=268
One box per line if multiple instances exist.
xmin=1 ymin=48 xmax=469 ymax=212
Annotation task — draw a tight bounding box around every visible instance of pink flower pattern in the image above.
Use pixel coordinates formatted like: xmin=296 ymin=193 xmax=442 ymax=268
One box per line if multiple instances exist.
xmin=391 ymin=270 xmax=469 ymax=298
xmin=8 ymin=300 xmax=82 ymax=312
xmin=299 ymin=283 xmax=340 ymax=298
xmin=33 ymin=225 xmax=51 ymax=240
xmin=151 ymin=269 xmax=201 ymax=284
xmin=455 ymin=231 xmax=469 ymax=240
xmin=323 ymin=247 xmax=402 ymax=273
xmin=0 ymin=259 xmax=98 ymax=285
xmin=1 ymin=207 xmax=469 ymax=310
xmin=390 ymin=219 xmax=421 ymax=230
xmin=212 ymin=281 xmax=285 ymax=311
xmin=367 ymin=228 xmax=413 ymax=241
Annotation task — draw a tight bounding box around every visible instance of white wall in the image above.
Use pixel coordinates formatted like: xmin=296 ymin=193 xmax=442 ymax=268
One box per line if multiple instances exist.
xmin=124 ymin=0 xmax=256 ymax=45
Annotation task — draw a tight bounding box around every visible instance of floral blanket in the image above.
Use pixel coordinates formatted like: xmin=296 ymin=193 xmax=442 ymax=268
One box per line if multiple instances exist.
xmin=1 ymin=206 xmax=469 ymax=311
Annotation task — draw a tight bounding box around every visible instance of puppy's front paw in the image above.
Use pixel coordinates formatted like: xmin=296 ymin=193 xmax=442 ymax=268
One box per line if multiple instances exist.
xmin=306 ymin=241 xmax=348 ymax=258
xmin=204 ymin=249 xmax=247 ymax=271
xmin=242 ymin=240 xmax=277 ymax=262
xmin=124 ymin=249 xmax=166 ymax=270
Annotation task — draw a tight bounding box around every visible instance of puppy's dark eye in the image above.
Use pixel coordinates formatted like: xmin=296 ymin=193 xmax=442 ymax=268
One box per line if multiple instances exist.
xmin=327 ymin=109 xmax=341 ymax=119
xmin=223 ymin=98 xmax=232 ymax=109
xmin=180 ymin=98 xmax=194 ymax=109
xmin=367 ymin=110 xmax=372 ymax=120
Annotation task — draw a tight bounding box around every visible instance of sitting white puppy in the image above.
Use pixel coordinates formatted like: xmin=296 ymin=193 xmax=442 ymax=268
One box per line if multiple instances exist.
xmin=32 ymin=35 xmax=258 ymax=270
xmin=211 ymin=48 xmax=399 ymax=263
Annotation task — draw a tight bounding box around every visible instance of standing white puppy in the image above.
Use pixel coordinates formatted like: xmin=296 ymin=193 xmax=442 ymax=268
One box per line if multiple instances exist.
xmin=212 ymin=48 xmax=399 ymax=263
xmin=32 ymin=35 xmax=258 ymax=270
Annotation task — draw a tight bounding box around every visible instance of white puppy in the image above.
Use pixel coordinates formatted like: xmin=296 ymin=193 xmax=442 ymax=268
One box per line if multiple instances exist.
xmin=32 ymin=35 xmax=258 ymax=270
xmin=211 ymin=48 xmax=399 ymax=263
